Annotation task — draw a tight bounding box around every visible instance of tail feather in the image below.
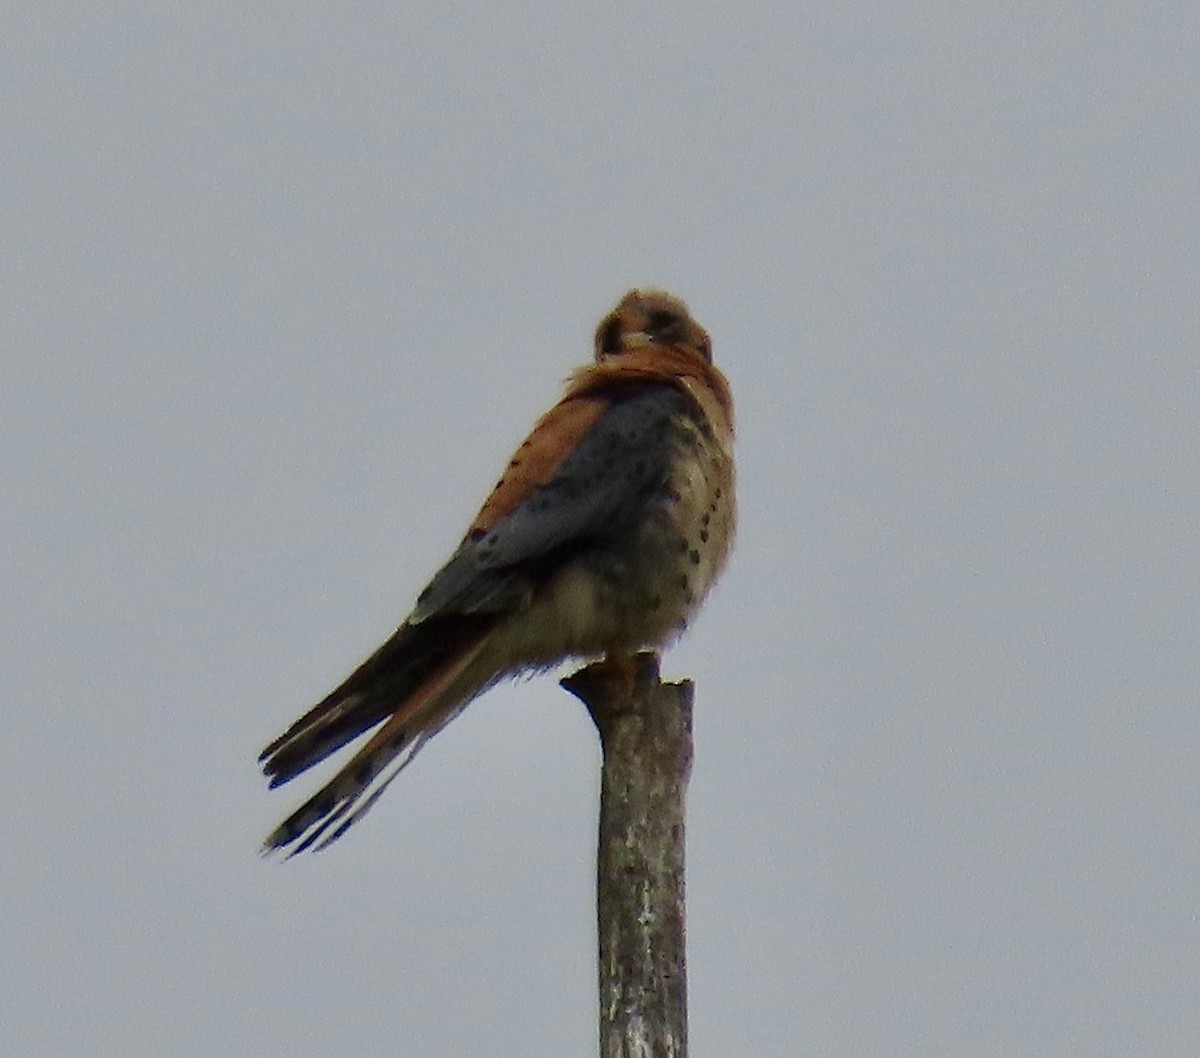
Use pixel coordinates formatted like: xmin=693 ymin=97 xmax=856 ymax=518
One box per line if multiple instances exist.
xmin=259 ymin=615 xmax=495 ymax=787
xmin=261 ymin=619 xmax=497 ymax=856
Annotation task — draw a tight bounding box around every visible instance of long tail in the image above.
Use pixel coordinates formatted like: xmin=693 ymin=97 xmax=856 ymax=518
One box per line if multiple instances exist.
xmin=260 ymin=614 xmax=498 ymax=856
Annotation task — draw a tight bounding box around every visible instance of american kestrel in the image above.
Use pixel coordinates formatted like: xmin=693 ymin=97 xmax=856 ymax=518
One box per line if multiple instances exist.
xmin=260 ymin=289 xmax=735 ymax=854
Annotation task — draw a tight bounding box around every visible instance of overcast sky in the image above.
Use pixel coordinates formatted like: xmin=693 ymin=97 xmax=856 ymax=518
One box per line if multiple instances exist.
xmin=3 ymin=4 xmax=1198 ymax=1056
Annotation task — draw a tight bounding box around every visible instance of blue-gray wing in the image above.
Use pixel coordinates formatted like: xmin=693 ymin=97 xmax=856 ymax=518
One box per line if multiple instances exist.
xmin=410 ymin=385 xmax=689 ymax=622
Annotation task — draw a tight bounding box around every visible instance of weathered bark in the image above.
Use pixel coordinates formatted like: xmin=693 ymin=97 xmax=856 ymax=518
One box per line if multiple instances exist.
xmin=561 ymin=652 xmax=692 ymax=1058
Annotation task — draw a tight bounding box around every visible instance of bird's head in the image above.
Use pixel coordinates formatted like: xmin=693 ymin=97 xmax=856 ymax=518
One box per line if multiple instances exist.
xmin=593 ymin=288 xmax=712 ymax=363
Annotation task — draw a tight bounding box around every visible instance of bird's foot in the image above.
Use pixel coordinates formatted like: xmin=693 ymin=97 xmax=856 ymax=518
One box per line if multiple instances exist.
xmin=560 ymin=650 xmax=661 ymax=720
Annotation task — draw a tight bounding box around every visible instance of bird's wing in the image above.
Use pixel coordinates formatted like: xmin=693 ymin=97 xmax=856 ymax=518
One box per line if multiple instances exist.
xmin=410 ymin=382 xmax=691 ymax=622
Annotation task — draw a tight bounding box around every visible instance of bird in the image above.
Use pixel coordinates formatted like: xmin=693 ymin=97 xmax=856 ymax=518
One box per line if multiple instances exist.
xmin=259 ymin=288 xmax=735 ymax=855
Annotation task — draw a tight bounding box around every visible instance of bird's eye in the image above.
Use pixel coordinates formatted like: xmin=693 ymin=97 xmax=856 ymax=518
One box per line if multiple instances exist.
xmin=646 ymin=310 xmax=679 ymax=334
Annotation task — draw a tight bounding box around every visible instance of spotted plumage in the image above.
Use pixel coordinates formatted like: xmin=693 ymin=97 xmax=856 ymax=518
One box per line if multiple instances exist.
xmin=259 ymin=289 xmax=735 ymax=855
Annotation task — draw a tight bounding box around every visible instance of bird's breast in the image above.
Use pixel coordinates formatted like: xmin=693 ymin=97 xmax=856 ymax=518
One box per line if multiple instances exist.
xmin=504 ymin=412 xmax=734 ymax=663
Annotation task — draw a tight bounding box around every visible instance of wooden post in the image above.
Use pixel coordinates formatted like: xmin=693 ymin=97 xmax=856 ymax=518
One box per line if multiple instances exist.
xmin=561 ymin=652 xmax=693 ymax=1058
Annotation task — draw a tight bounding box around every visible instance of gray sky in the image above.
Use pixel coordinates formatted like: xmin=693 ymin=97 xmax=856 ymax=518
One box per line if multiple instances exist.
xmin=3 ymin=3 xmax=1197 ymax=1056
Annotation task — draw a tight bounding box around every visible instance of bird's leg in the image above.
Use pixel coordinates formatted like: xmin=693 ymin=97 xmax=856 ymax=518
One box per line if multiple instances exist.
xmin=561 ymin=650 xmax=661 ymax=720
xmin=599 ymin=650 xmax=640 ymax=706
